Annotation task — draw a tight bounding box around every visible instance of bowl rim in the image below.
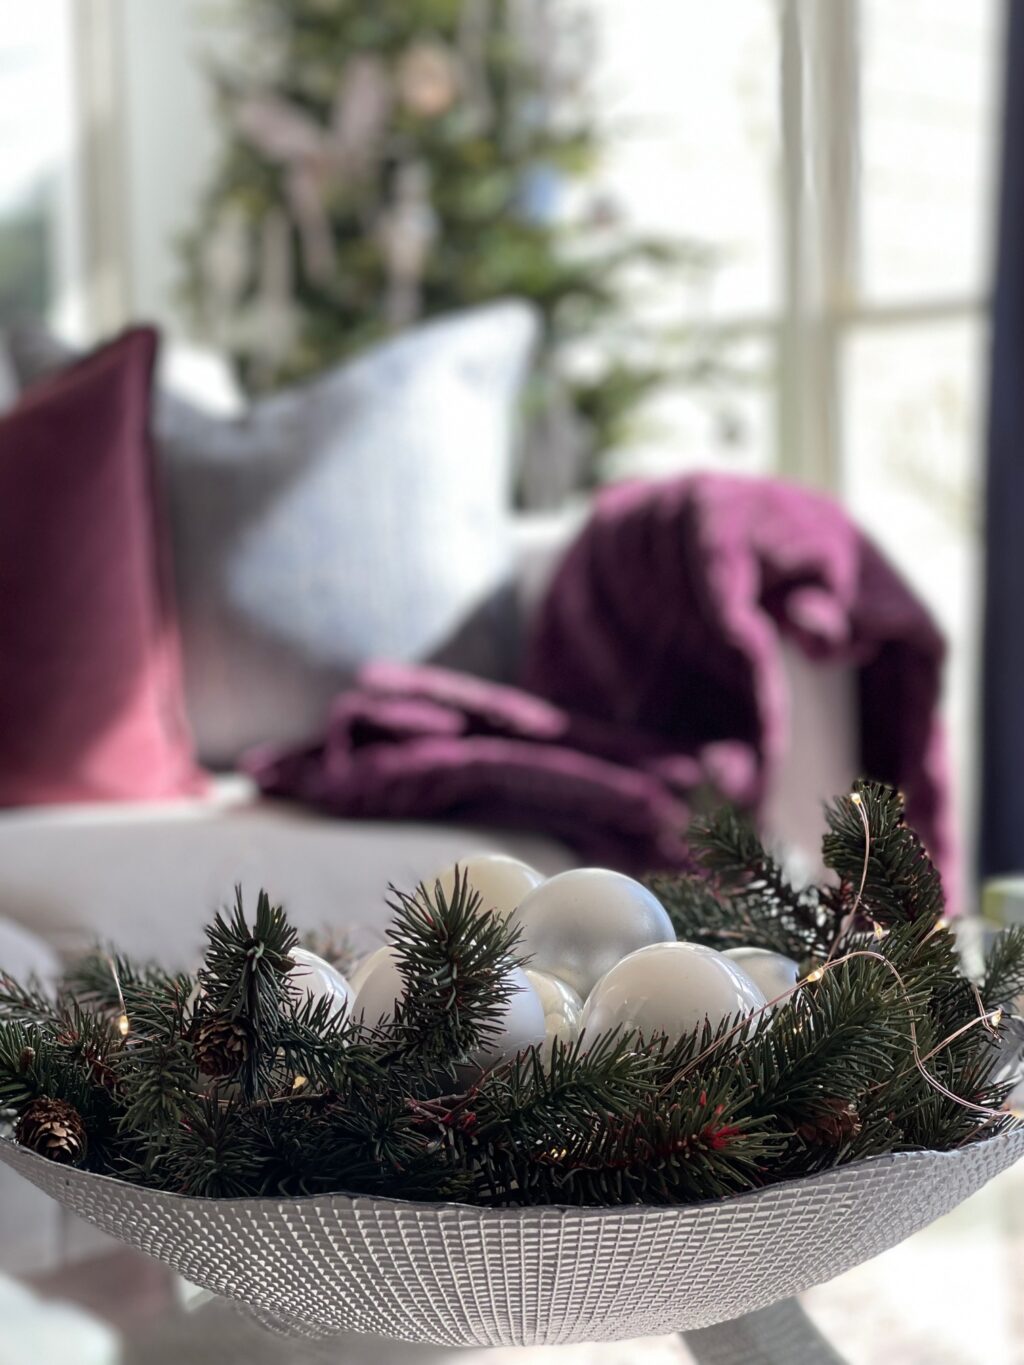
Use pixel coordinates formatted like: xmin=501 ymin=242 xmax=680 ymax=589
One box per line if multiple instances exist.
xmin=3 ymin=1122 xmax=1022 ymax=1221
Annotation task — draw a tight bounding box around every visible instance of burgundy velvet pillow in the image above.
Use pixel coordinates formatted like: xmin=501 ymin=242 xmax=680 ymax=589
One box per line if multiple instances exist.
xmin=0 ymin=328 xmax=206 ymax=804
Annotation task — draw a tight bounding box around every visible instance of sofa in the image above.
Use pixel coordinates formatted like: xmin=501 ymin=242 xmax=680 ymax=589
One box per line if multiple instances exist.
xmin=0 ymin=508 xmax=858 ymax=1274
xmin=0 ymin=310 xmax=863 ymax=1273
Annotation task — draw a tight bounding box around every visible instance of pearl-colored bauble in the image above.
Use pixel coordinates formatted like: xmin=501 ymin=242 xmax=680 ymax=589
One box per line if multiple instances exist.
xmin=525 ymin=968 xmax=583 ymax=1047
xmin=511 ymin=868 xmax=675 ymax=998
xmin=351 ymin=946 xmax=405 ymax=1024
xmin=288 ymin=947 xmax=352 ymax=1020
xmin=723 ymin=948 xmax=801 ymax=1007
xmin=579 ymin=942 xmax=767 ymax=1045
xmin=432 ymin=854 xmax=545 ymax=919
xmin=465 ymin=966 xmax=547 ymax=1071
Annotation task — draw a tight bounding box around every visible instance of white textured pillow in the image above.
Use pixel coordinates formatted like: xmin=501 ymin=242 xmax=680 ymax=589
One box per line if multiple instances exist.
xmin=9 ymin=303 xmax=538 ymax=762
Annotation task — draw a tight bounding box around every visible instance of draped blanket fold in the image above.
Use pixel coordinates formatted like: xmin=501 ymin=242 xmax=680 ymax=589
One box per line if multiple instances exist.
xmin=244 ymin=474 xmax=952 ymax=888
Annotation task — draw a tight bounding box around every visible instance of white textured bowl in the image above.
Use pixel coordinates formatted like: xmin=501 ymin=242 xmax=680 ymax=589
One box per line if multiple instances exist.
xmin=2 ymin=1129 xmax=1021 ymax=1347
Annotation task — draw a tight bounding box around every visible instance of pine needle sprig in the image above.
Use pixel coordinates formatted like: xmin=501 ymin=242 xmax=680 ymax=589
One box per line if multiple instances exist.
xmin=0 ymin=973 xmax=62 ymax=1029
xmin=114 ymin=976 xmax=196 ymax=1146
xmin=822 ymin=782 xmax=944 ymax=927
xmin=61 ymin=951 xmax=183 ymax=1017
xmin=0 ymin=1021 xmax=61 ymax=1112
xmin=647 ymin=873 xmax=817 ymax=961
xmin=383 ymin=870 xmax=528 ymax=1071
xmin=159 ymin=1097 xmax=266 ymax=1199
xmin=530 ymin=1071 xmax=781 ymax=1207
xmin=981 ymin=927 xmax=1024 ymax=1009
xmin=199 ymin=887 xmax=297 ymax=1037
xmin=683 ymin=808 xmax=834 ymax=959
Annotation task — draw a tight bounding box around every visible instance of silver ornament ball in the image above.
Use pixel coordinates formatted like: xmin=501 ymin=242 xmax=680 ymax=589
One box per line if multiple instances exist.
xmin=288 ymin=947 xmax=352 ymax=1020
xmin=723 ymin=947 xmax=801 ymax=1008
xmin=580 ymin=941 xmax=767 ymax=1045
xmin=432 ymin=853 xmax=545 ymax=920
xmin=512 ymin=868 xmax=675 ymax=998
xmin=351 ymin=946 xmax=404 ymax=1024
xmin=524 ymin=968 xmax=583 ymax=1047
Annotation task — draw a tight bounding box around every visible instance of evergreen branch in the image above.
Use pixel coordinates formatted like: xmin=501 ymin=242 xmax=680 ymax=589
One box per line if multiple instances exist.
xmin=383 ymin=870 xmax=527 ymax=1071
xmin=646 ymin=872 xmax=817 ymax=961
xmin=0 ymin=973 xmax=62 ymax=1029
xmin=981 ymin=926 xmax=1024 ymax=1008
xmin=199 ymin=887 xmax=297 ymax=1033
xmin=822 ymin=782 xmax=944 ymax=926
xmin=526 ymin=1071 xmax=781 ymax=1207
xmin=685 ymin=807 xmax=833 ymax=957
xmin=61 ymin=951 xmax=182 ymax=1016
xmin=114 ymin=977 xmax=196 ymax=1148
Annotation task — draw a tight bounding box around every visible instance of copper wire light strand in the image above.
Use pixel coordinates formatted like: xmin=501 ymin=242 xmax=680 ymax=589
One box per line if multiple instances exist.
xmin=107 ymin=954 xmax=130 ymax=1037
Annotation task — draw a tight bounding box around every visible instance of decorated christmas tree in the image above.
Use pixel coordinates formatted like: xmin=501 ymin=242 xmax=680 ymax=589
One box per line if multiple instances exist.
xmin=181 ymin=0 xmax=714 ymax=487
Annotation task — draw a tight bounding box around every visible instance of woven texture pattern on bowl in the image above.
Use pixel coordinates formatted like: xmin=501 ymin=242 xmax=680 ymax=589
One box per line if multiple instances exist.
xmin=3 ymin=1129 xmax=1022 ymax=1347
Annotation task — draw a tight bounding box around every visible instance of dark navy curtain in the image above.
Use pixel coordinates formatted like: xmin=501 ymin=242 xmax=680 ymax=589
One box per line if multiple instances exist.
xmin=981 ymin=1 xmax=1024 ymax=878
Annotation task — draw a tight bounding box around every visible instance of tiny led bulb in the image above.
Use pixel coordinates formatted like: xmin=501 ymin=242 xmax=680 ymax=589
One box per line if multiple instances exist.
xmin=851 ymin=792 xmax=862 ymax=805
xmin=805 ymin=968 xmax=825 ymax=984
xmin=292 ymin=1074 xmax=309 ymax=1092
xmin=872 ymin=922 xmax=888 ymax=940
xmin=117 ymin=1013 xmax=130 ymax=1037
xmin=989 ymin=1009 xmax=1004 ymax=1029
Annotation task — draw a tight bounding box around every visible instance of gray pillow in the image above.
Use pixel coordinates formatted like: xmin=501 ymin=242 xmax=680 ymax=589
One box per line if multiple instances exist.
xmin=9 ymin=303 xmax=538 ymax=763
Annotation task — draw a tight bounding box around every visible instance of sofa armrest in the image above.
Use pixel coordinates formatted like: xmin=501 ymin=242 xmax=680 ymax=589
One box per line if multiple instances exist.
xmin=509 ymin=506 xmax=587 ymax=635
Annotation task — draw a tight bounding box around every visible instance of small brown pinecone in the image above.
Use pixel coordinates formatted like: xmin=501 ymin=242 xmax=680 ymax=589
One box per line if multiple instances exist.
xmin=193 ymin=1014 xmax=251 ymax=1078
xmin=796 ymin=1098 xmax=862 ymax=1147
xmin=15 ymin=1098 xmax=88 ymax=1166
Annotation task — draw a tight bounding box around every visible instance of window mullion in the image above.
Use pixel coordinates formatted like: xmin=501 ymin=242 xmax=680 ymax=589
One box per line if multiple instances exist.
xmin=777 ymin=0 xmax=860 ymax=493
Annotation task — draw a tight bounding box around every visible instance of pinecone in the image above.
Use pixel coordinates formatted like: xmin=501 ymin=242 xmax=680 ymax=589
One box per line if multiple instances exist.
xmin=193 ymin=1014 xmax=251 ymax=1078
xmin=15 ymin=1098 xmax=88 ymax=1166
xmin=796 ymin=1098 xmax=862 ymax=1147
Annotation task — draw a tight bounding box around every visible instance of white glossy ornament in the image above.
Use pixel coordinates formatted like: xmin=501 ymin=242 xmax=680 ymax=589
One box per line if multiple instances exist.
xmin=511 ymin=868 xmax=675 ymax=998
xmin=723 ymin=947 xmax=801 ymax=1007
xmin=351 ymin=946 xmax=404 ymax=1024
xmin=432 ymin=854 xmax=544 ymax=919
xmin=580 ymin=941 xmax=767 ymax=1045
xmin=348 ymin=945 xmax=392 ymax=998
xmin=524 ymin=969 xmax=583 ymax=1047
xmin=465 ymin=966 xmax=547 ymax=1071
xmin=288 ymin=947 xmax=352 ymax=1020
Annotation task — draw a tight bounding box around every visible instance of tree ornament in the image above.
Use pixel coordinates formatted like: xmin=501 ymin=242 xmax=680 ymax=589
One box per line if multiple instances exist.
xmin=723 ymin=948 xmax=800 ymax=1007
xmin=796 ymin=1099 xmax=862 ymax=1147
xmin=193 ymin=1014 xmax=252 ymax=1079
xmin=460 ymin=965 xmax=546 ymax=1074
xmin=288 ymin=947 xmax=352 ymax=1020
xmin=524 ymin=968 xmax=582 ymax=1046
xmin=579 ymin=942 xmax=766 ymax=1045
xmin=512 ymin=868 xmax=675 ymax=998
xmin=15 ymin=1098 xmax=87 ymax=1166
xmin=433 ymin=854 xmax=544 ymax=921
xmin=350 ymin=945 xmax=403 ymax=1023
xmin=395 ymin=41 xmax=461 ymax=118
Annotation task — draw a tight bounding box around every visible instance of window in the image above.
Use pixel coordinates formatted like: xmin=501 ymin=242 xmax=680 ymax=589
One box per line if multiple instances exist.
xmin=586 ymin=0 xmax=1001 ymax=892
xmin=0 ymin=0 xmax=82 ymax=330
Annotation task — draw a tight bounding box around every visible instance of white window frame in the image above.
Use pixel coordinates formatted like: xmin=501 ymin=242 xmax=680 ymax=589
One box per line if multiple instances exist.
xmin=774 ymin=0 xmax=998 ymax=494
